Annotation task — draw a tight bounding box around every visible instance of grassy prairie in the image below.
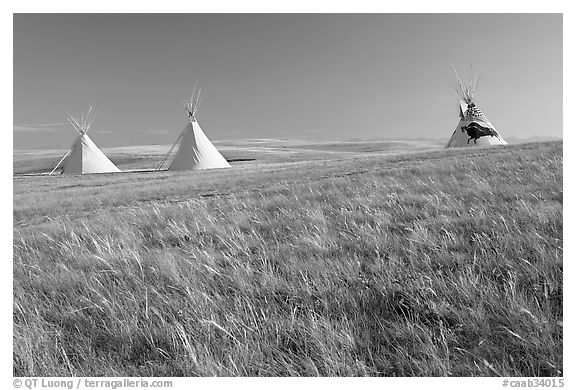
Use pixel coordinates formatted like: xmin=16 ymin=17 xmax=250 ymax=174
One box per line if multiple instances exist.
xmin=13 ymin=138 xmax=444 ymax=174
xmin=13 ymin=141 xmax=562 ymax=376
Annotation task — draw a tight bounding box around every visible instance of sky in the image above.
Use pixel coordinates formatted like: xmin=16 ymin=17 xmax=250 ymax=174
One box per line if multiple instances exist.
xmin=13 ymin=13 xmax=562 ymax=149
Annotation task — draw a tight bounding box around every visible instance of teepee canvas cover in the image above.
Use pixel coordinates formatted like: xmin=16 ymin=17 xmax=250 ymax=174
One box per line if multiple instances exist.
xmin=62 ymin=134 xmax=121 ymax=174
xmin=446 ymin=66 xmax=507 ymax=148
xmin=50 ymin=107 xmax=121 ymax=175
xmin=169 ymin=120 xmax=231 ymax=170
xmin=165 ymin=87 xmax=230 ymax=171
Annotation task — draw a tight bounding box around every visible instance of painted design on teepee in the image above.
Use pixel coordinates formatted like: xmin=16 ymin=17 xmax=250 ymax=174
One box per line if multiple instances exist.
xmin=446 ymin=65 xmax=507 ymax=148
xmin=464 ymin=104 xmax=485 ymax=119
xmin=157 ymin=85 xmax=231 ymax=171
xmin=50 ymin=107 xmax=121 ymax=175
xmin=461 ymin=122 xmax=501 ymax=144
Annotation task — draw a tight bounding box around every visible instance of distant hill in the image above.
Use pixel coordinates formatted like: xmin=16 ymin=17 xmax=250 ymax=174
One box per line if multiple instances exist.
xmin=505 ymin=136 xmax=563 ymax=144
xmin=349 ymin=136 xmax=562 ymax=144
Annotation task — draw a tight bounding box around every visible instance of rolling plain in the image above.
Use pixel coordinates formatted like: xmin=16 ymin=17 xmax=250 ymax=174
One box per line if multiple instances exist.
xmin=13 ymin=139 xmax=562 ymax=376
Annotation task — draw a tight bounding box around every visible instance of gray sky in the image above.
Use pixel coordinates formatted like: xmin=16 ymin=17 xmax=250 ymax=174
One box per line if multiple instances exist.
xmin=14 ymin=13 xmax=562 ymax=149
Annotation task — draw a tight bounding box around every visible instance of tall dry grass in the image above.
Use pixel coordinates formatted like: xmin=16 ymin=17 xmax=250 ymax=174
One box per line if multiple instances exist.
xmin=13 ymin=141 xmax=562 ymax=376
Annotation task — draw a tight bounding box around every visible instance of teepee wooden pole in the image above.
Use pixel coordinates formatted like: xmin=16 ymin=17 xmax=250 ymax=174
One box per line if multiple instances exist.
xmin=193 ymin=93 xmax=203 ymax=117
xmin=49 ymin=149 xmax=72 ymax=175
xmin=155 ymin=132 xmax=183 ymax=171
xmin=67 ymin=114 xmax=82 ymax=134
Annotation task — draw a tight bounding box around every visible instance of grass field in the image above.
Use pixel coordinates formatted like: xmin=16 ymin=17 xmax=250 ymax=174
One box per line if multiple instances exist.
xmin=13 ymin=140 xmax=562 ymax=376
xmin=13 ymin=138 xmax=444 ymax=174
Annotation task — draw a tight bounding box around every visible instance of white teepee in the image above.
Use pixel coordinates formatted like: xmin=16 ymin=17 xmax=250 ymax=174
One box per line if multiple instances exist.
xmin=50 ymin=107 xmax=121 ymax=175
xmin=446 ymin=66 xmax=507 ymax=148
xmin=159 ymin=87 xmax=230 ymax=171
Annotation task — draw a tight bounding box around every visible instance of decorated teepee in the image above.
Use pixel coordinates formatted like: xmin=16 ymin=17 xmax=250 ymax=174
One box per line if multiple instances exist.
xmin=446 ymin=65 xmax=507 ymax=148
xmin=157 ymin=86 xmax=230 ymax=171
xmin=50 ymin=107 xmax=121 ymax=175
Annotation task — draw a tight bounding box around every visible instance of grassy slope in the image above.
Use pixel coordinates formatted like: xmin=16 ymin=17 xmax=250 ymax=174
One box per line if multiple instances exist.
xmin=13 ymin=141 xmax=562 ymax=376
